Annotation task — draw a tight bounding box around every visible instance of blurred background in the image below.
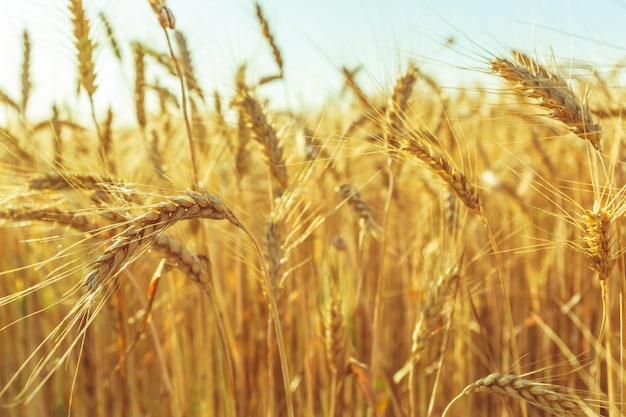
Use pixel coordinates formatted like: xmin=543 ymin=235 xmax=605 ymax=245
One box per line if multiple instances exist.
xmin=1 ymin=0 xmax=625 ymax=125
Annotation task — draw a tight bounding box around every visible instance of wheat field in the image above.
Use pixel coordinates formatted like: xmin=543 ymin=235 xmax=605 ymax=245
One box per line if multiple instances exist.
xmin=0 ymin=1 xmax=625 ymax=416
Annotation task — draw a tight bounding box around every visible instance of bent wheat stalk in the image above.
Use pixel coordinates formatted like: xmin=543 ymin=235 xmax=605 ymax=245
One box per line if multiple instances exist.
xmin=83 ymin=190 xmax=239 ymax=290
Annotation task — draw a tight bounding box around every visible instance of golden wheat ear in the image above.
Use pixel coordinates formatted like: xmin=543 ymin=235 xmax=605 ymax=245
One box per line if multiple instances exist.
xmin=491 ymin=51 xmax=602 ymax=150
xmin=443 ymin=372 xmax=598 ymax=416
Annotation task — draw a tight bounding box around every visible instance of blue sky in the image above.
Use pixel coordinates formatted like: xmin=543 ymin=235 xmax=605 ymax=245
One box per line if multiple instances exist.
xmin=1 ymin=0 xmax=625 ymax=126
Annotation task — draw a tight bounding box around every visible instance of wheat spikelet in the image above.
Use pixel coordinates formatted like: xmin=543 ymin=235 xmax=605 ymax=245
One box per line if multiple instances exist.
xmin=69 ymin=0 xmax=97 ymax=99
xmin=582 ymin=206 xmax=615 ymax=281
xmin=153 ymin=233 xmax=209 ymax=285
xmin=384 ymin=63 xmax=418 ymax=149
xmin=132 ymin=43 xmax=146 ymax=131
xmin=98 ymin=12 xmax=121 ymax=61
xmin=1 ymin=200 xmax=210 ymax=293
xmin=83 ymin=191 xmax=239 ymax=290
xmin=444 ymin=372 xmax=597 ymax=416
xmin=0 ymin=204 xmax=94 ymax=231
xmin=264 ymin=213 xmax=283 ymax=294
xmin=337 ymin=184 xmax=381 ymax=237
xmin=394 ymin=264 xmax=460 ymax=382
xmin=20 ymin=30 xmax=31 ymax=115
xmin=491 ymin=51 xmax=602 ymax=150
xmin=174 ymin=31 xmax=205 ymax=101
xmin=28 ymin=171 xmax=118 ymax=191
xmin=411 ymin=265 xmax=459 ymax=358
xmin=101 ymin=107 xmax=114 ymax=170
xmin=51 ymin=104 xmax=63 ymax=165
xmin=213 ymin=90 xmax=229 ymax=136
xmin=148 ymin=0 xmax=175 ymax=30
xmin=325 ymin=288 xmax=347 ymax=374
xmin=232 ymin=92 xmax=288 ymax=192
xmin=255 ymin=2 xmax=284 ymax=85
xmin=400 ymin=134 xmax=483 ymax=215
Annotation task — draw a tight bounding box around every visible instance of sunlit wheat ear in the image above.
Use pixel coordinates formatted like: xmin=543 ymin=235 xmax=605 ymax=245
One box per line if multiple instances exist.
xmin=399 ymin=134 xmax=483 ymax=216
xmin=264 ymin=212 xmax=283 ymax=297
xmin=98 ymin=11 xmax=121 ymax=61
xmin=28 ymin=171 xmax=116 ymax=191
xmin=20 ymin=30 xmax=31 ymax=116
xmin=581 ymin=205 xmax=615 ymax=281
xmin=336 ymin=183 xmax=382 ymax=238
xmin=325 ymin=288 xmax=347 ymax=375
xmin=491 ymin=51 xmax=602 ymax=150
xmin=232 ymin=92 xmax=288 ymax=193
xmin=394 ymin=263 xmax=460 ymax=382
xmin=69 ymin=0 xmax=97 ymax=99
xmin=384 ymin=62 xmax=418 ymax=149
xmin=442 ymin=372 xmax=598 ymax=417
xmin=174 ymin=31 xmax=205 ymax=101
xmin=101 ymin=107 xmax=114 ymax=168
xmin=84 ymin=190 xmax=240 ymax=290
xmin=132 ymin=43 xmax=147 ymax=131
xmin=255 ymin=2 xmax=283 ymax=85
xmin=148 ymin=0 xmax=175 ymax=30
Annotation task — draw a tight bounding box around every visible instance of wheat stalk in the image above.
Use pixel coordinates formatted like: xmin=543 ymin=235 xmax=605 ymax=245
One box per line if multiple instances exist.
xmin=342 ymin=66 xmax=372 ymax=110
